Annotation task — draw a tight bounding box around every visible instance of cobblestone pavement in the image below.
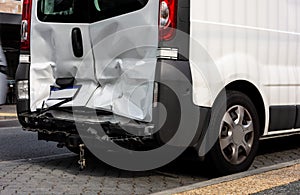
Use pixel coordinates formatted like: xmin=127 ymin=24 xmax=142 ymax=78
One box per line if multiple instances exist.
xmin=0 ymin=139 xmax=300 ymax=195
xmin=0 ymin=154 xmax=206 ymax=194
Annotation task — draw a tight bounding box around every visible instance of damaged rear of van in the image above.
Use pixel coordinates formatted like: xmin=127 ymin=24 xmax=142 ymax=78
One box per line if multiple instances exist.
xmin=16 ymin=0 xmax=300 ymax=175
xmin=16 ymin=0 xmax=209 ymax=168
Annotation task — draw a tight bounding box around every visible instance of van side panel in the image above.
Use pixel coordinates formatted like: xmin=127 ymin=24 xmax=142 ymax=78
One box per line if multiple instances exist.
xmin=190 ymin=0 xmax=300 ymax=134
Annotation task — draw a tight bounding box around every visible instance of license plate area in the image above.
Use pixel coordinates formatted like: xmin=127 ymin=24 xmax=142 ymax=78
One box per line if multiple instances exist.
xmin=49 ymin=86 xmax=81 ymax=100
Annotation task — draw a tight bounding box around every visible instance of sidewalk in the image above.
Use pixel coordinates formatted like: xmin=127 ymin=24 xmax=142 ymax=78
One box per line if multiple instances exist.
xmin=152 ymin=158 xmax=300 ymax=195
xmin=0 ymin=104 xmax=17 ymax=120
xmin=176 ymin=163 xmax=300 ymax=194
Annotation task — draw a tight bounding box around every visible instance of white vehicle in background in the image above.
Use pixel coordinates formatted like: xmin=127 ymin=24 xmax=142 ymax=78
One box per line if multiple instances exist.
xmin=0 ymin=45 xmax=7 ymax=105
xmin=16 ymin=0 xmax=300 ymax=175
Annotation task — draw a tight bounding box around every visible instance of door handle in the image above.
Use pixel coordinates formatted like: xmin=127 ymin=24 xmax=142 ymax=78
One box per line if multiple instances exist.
xmin=71 ymin=28 xmax=84 ymax=58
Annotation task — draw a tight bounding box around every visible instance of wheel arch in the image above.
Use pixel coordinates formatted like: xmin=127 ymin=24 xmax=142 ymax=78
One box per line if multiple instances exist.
xmin=225 ymin=80 xmax=266 ymax=136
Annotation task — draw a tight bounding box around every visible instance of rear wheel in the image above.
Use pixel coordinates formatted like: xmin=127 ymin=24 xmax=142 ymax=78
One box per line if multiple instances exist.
xmin=207 ymin=90 xmax=260 ymax=175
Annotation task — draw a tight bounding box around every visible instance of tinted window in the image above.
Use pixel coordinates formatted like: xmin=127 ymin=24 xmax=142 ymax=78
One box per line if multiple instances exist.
xmin=37 ymin=0 xmax=148 ymax=23
xmin=37 ymin=0 xmax=90 ymax=23
xmin=90 ymin=0 xmax=148 ymax=22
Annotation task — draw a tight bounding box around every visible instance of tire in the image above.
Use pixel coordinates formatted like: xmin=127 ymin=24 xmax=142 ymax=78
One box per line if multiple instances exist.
xmin=207 ymin=90 xmax=260 ymax=175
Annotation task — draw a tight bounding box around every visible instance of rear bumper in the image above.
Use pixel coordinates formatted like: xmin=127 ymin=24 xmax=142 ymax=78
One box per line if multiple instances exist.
xmin=16 ymin=59 xmax=211 ymax=148
xmin=15 ymin=62 xmax=30 ymax=127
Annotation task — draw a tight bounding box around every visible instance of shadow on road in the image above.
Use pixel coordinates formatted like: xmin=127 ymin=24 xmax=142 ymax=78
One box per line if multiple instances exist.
xmin=258 ymin=134 xmax=300 ymax=155
xmin=29 ymin=134 xmax=300 ymax=180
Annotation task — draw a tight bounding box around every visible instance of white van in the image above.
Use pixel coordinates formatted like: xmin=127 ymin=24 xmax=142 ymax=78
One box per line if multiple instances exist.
xmin=0 ymin=44 xmax=7 ymax=105
xmin=16 ymin=0 xmax=300 ymax=175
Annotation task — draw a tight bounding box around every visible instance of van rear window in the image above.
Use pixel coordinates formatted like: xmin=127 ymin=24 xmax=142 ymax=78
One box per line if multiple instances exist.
xmin=89 ymin=0 xmax=148 ymax=23
xmin=37 ymin=0 xmax=149 ymax=23
xmin=37 ymin=0 xmax=90 ymax=23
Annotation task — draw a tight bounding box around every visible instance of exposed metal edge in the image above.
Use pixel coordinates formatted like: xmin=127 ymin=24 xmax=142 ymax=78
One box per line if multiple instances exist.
xmin=0 ymin=153 xmax=75 ymax=164
xmin=151 ymin=159 xmax=300 ymax=195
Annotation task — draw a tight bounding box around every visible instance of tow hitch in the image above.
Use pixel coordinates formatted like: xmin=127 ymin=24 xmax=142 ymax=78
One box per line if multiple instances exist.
xmin=78 ymin=144 xmax=86 ymax=170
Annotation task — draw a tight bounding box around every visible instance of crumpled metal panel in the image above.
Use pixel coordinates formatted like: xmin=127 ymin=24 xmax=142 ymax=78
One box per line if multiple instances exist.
xmin=30 ymin=0 xmax=158 ymax=122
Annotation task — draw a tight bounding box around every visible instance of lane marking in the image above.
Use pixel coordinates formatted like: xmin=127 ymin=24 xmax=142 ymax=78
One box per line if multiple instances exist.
xmin=0 ymin=113 xmax=17 ymax=117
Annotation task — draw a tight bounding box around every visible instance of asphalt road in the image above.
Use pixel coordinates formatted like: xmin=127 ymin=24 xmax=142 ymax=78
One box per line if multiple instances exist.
xmin=255 ymin=181 xmax=300 ymax=195
xmin=0 ymin=120 xmax=70 ymax=161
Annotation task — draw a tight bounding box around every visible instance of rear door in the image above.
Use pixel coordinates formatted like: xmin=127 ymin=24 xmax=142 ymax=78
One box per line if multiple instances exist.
xmin=88 ymin=0 xmax=159 ymax=122
xmin=30 ymin=0 xmax=96 ymax=110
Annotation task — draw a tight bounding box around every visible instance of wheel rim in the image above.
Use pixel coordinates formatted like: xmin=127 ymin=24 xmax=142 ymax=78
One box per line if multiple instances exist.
xmin=219 ymin=105 xmax=254 ymax=165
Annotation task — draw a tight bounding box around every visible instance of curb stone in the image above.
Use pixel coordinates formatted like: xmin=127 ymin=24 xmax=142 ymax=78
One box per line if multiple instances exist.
xmin=151 ymin=159 xmax=300 ymax=195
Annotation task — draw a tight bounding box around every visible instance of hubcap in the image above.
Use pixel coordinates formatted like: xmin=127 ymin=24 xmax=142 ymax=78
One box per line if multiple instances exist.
xmin=219 ymin=105 xmax=254 ymax=165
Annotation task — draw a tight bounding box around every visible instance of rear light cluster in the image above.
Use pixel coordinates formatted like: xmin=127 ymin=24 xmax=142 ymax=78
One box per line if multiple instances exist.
xmin=159 ymin=0 xmax=177 ymax=41
xmin=20 ymin=0 xmax=32 ymax=51
xmin=17 ymin=80 xmax=29 ymax=100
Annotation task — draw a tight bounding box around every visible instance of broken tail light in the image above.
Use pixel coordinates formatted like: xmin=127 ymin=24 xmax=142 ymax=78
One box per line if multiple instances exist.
xmin=20 ymin=0 xmax=32 ymax=51
xmin=159 ymin=0 xmax=177 ymax=41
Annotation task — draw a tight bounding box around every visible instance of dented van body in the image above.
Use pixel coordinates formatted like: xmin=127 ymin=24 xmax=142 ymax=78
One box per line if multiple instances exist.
xmin=16 ymin=0 xmax=300 ymax=174
xmin=16 ymin=0 xmax=205 ymax=152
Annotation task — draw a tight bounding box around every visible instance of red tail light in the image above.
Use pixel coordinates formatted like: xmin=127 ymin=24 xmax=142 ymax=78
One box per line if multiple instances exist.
xmin=159 ymin=0 xmax=177 ymax=41
xmin=20 ymin=0 xmax=32 ymax=51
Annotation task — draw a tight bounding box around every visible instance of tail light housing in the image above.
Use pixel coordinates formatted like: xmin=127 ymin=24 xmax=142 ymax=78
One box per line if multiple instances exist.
xmin=20 ymin=0 xmax=32 ymax=51
xmin=159 ymin=0 xmax=177 ymax=41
